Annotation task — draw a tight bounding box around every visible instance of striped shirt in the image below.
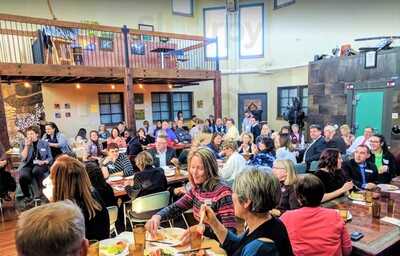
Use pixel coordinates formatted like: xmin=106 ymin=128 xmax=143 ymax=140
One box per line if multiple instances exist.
xmin=158 ymin=182 xmax=236 ymax=231
xmin=106 ymin=154 xmax=134 ymax=176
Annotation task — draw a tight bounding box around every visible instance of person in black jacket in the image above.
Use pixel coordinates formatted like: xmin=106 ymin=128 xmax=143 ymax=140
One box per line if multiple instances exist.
xmin=125 ymin=151 xmax=168 ymax=200
xmin=323 ymin=125 xmax=347 ymax=155
xmin=85 ymin=161 xmax=117 ymax=207
xmin=147 ymin=135 xmax=178 ymax=167
xmin=369 ymin=134 xmax=398 ymax=183
xmin=303 ymin=124 xmax=327 ymax=171
xmin=342 ymin=145 xmax=378 ymax=190
xmin=51 ymin=155 xmax=110 ymax=241
xmin=250 ymin=116 xmax=261 ymax=143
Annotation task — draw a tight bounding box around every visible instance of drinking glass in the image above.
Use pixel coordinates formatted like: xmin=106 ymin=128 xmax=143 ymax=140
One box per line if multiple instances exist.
xmin=129 ymin=244 xmax=144 ymax=256
xmin=190 ymin=225 xmax=204 ymax=249
xmin=372 ymin=200 xmax=381 ymax=219
xmin=387 ymin=199 xmax=395 ymax=216
xmin=133 ymin=224 xmax=146 ymax=246
xmin=87 ymin=240 xmax=99 ymax=256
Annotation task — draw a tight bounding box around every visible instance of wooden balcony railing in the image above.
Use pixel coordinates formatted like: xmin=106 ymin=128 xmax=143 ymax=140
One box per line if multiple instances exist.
xmin=0 ymin=13 xmax=218 ymax=72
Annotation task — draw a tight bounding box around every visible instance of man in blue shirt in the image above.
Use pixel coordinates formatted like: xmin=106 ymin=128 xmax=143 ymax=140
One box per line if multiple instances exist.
xmin=342 ymin=145 xmax=378 ymax=190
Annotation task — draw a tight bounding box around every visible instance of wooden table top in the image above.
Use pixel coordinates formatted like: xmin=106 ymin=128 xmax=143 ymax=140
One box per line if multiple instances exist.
xmin=323 ymin=177 xmax=400 ymax=255
xmin=109 ymin=172 xmax=189 ymax=197
xmin=145 ymin=143 xmax=191 ymax=151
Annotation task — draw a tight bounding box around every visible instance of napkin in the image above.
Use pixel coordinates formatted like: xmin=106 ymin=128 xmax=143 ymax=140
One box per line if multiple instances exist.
xmin=380 ymin=217 xmax=400 ymax=227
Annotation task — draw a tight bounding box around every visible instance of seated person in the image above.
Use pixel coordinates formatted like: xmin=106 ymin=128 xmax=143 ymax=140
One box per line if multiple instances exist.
xmin=238 ymin=132 xmax=255 ymax=155
xmin=250 ymin=137 xmax=276 ymax=168
xmin=19 ymin=125 xmax=53 ymax=202
xmin=98 ymin=124 xmax=110 ymax=141
xmin=290 ymin=124 xmax=305 ymax=148
xmin=15 ymin=200 xmax=89 ymax=256
xmin=0 ymin=142 xmax=16 ymax=200
xmin=146 ymin=147 xmax=236 ymax=241
xmin=125 ymin=151 xmax=168 ymax=200
xmin=107 ymin=127 xmax=127 ymax=148
xmin=147 ymin=134 xmax=178 ymax=168
xmin=219 ymin=140 xmax=246 ymax=186
xmin=324 ymin=125 xmax=347 ymax=155
xmin=51 ymin=155 xmax=110 ymax=241
xmin=342 ymin=145 xmax=378 ymax=190
xmin=101 ymin=143 xmax=134 ymax=178
xmin=314 ymin=148 xmax=353 ymax=202
xmin=272 ymin=160 xmax=300 ymax=212
xmin=276 ymin=134 xmax=297 ymax=164
xmin=175 ymin=119 xmax=192 ymax=143
xmin=155 ymin=121 xmax=178 ymax=142
xmin=86 ymin=130 xmax=104 ymax=161
xmin=207 ymin=132 xmax=223 ymax=159
xmin=214 ymin=118 xmax=227 ymax=134
xmin=281 ymin=174 xmax=352 ymax=256
xmin=303 ymin=124 xmax=326 ymax=171
xmin=123 ymin=129 xmax=133 ymax=144
xmin=223 ymin=118 xmax=240 ymax=141
xmin=255 ymin=122 xmax=271 ymax=143
xmin=75 ymin=128 xmax=88 ymax=144
xmin=134 ymin=128 xmax=154 ymax=146
xmin=202 ymin=167 xmax=293 ymax=256
xmin=43 ymin=122 xmax=72 ymax=159
xmin=369 ymin=134 xmax=399 ymax=183
xmin=85 ymin=161 xmax=117 ymax=207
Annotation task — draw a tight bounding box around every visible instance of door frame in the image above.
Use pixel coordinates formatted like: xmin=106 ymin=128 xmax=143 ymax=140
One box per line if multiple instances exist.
xmin=237 ymin=93 xmax=268 ymax=129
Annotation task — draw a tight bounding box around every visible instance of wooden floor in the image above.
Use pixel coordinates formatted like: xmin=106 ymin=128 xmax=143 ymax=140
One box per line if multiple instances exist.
xmin=0 ymin=200 xmax=18 ymax=256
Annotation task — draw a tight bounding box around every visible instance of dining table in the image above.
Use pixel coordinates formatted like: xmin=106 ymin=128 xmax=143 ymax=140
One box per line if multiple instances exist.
xmin=109 ymin=170 xmax=189 ymax=197
xmin=322 ymin=177 xmax=400 ymax=255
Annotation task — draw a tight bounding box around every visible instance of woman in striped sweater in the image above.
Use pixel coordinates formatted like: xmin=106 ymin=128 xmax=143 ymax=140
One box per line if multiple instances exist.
xmin=146 ymin=147 xmax=236 ymax=240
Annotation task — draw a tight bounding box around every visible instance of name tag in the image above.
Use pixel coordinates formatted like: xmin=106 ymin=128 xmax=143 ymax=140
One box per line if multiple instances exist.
xmin=40 ymin=148 xmax=46 ymax=152
xmin=365 ymin=169 xmax=373 ymax=173
xmin=383 ymin=159 xmax=389 ymax=165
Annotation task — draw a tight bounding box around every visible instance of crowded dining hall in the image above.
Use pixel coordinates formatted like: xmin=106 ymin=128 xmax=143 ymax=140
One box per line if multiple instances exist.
xmin=1 ymin=0 xmax=400 ymax=255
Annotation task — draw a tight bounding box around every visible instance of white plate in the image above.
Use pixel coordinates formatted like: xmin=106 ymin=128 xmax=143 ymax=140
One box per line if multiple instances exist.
xmin=377 ymin=184 xmax=399 ymax=191
xmin=164 ymin=170 xmax=176 ymax=177
xmin=99 ymin=238 xmax=129 ymax=256
xmin=147 ymin=227 xmax=185 ymax=247
xmin=108 ymin=176 xmax=123 ymax=182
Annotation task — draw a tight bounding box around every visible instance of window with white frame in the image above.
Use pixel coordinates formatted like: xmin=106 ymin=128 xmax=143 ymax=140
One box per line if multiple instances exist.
xmin=239 ymin=4 xmax=264 ymax=58
xmin=203 ymin=7 xmax=227 ymax=58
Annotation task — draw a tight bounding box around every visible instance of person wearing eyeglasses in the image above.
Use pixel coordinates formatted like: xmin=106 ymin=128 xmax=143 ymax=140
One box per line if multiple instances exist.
xmin=101 ymin=143 xmax=134 ymax=178
xmin=368 ymin=134 xmax=398 ymax=183
xmin=272 ymin=160 xmax=300 ymax=212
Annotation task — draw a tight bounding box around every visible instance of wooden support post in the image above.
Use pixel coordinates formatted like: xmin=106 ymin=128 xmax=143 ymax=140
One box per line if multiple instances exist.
xmin=0 ymin=85 xmax=10 ymax=149
xmin=213 ymin=72 xmax=222 ymax=119
xmin=124 ymin=68 xmax=136 ymax=131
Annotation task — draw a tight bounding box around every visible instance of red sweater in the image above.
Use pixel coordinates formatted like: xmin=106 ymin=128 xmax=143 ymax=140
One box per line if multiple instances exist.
xmin=280 ymin=207 xmax=352 ymax=256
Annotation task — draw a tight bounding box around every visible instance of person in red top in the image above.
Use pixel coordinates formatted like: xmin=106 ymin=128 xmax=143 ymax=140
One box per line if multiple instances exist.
xmin=280 ymin=174 xmax=352 ymax=256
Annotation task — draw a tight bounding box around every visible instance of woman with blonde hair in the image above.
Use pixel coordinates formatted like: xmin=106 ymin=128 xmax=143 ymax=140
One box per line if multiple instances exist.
xmin=50 ymin=155 xmax=110 ymax=240
xmin=340 ymin=124 xmax=355 ymax=148
xmin=146 ymin=147 xmax=236 ymax=241
xmin=238 ymin=132 xmax=255 ymax=155
xmin=272 ymin=159 xmax=300 ymax=211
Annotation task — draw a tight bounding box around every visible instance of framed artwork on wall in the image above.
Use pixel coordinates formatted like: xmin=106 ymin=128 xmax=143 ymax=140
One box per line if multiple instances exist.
xmin=139 ymin=24 xmax=154 ymax=41
xmin=365 ymin=51 xmax=377 ymax=69
xmin=135 ymin=109 xmax=145 ymax=120
xmin=172 ymin=0 xmax=193 ymax=16
xmin=99 ymin=37 xmax=114 ymax=51
xmin=274 ymin=0 xmax=295 ymax=9
xmin=134 ymin=93 xmax=144 ymax=104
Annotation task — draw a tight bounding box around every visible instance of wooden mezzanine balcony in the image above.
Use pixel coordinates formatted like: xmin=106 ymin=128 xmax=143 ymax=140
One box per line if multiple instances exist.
xmin=0 ymin=13 xmax=222 ymax=129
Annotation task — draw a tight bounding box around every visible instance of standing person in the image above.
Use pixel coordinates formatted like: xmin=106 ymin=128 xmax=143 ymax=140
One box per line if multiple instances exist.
xmin=250 ymin=137 xmax=276 ymax=168
xmin=0 ymin=142 xmax=16 ymax=200
xmin=146 ymin=147 xmax=236 ymax=241
xmin=224 ymin=118 xmax=240 ymax=141
xmin=86 ymin=130 xmax=104 ymax=161
xmin=324 ymin=125 xmax=347 ymax=154
xmin=117 ymin=121 xmax=126 ymax=137
xmin=43 ymin=122 xmax=72 ymax=159
xmin=214 ymin=118 xmax=227 ymax=134
xmin=290 ymin=124 xmax=305 ymax=148
xmin=250 ymin=116 xmax=261 ymax=143
xmin=272 ymin=160 xmax=300 ymax=211
xmin=219 ymin=140 xmax=247 ymax=186
xmin=85 ymin=161 xmax=117 ymax=207
xmin=280 ymin=175 xmax=352 ymax=256
xmin=340 ymin=124 xmax=355 ymax=149
xmin=50 ymin=155 xmax=110 ymax=241
xmin=342 ymin=145 xmax=378 ymax=190
xmin=19 ymin=126 xmax=53 ymax=202
xmin=15 ymin=201 xmax=89 ymax=256
xmin=201 ymin=168 xmax=294 ymax=256
xmin=303 ymin=124 xmax=326 ymax=171
xmin=314 ymin=149 xmax=353 ymax=202
xmin=241 ymin=110 xmax=252 ymax=133
xmin=347 ymin=127 xmax=374 ymax=154
xmin=107 ymin=127 xmax=127 ymax=148
xmin=369 ymin=134 xmax=398 ymax=183
xmin=147 ymin=135 xmax=178 ymax=168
